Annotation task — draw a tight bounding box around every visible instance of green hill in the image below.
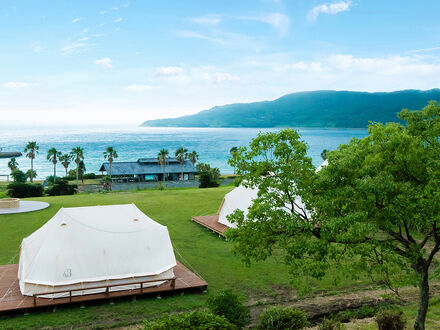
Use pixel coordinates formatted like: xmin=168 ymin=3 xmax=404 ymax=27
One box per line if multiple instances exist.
xmin=141 ymin=89 xmax=440 ymax=128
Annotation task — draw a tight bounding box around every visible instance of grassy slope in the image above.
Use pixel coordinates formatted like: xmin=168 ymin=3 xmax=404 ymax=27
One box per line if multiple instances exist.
xmin=0 ymin=186 xmax=373 ymax=328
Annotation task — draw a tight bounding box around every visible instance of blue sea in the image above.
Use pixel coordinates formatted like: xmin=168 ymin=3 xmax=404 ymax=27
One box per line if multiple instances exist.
xmin=0 ymin=126 xmax=368 ymax=179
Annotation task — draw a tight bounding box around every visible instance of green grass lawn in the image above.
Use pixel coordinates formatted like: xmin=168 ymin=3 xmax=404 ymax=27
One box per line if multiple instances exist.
xmin=0 ymin=186 xmax=378 ymax=328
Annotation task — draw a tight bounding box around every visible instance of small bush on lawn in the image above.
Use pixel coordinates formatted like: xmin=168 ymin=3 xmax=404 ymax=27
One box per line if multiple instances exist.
xmin=46 ymin=179 xmax=77 ymax=196
xmin=318 ymin=318 xmax=345 ymax=330
xmin=7 ymin=183 xmax=44 ymax=198
xmin=375 ymin=309 xmax=405 ymax=330
xmin=257 ymin=306 xmax=309 ymax=330
xmin=143 ymin=310 xmax=237 ymax=330
xmin=207 ymin=289 xmax=250 ymax=328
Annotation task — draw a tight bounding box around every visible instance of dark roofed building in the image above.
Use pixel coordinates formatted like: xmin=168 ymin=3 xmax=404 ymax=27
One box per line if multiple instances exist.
xmin=99 ymin=158 xmax=197 ymax=182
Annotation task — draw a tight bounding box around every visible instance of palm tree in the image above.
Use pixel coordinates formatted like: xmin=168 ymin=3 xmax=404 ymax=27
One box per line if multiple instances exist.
xmin=321 ymin=149 xmax=329 ymax=161
xmin=187 ymin=150 xmax=199 ymax=166
xmin=230 ymin=147 xmax=238 ymax=174
xmin=103 ymin=146 xmax=118 ymax=177
xmin=59 ymin=153 xmax=72 ymax=177
xmin=24 ymin=141 xmax=39 ymax=182
xmin=47 ymin=148 xmax=61 ymax=184
xmin=175 ymin=147 xmax=188 ymax=181
xmin=7 ymin=157 xmax=18 ymax=172
xmin=157 ymin=149 xmax=169 ymax=182
xmin=70 ymin=147 xmax=84 ymax=186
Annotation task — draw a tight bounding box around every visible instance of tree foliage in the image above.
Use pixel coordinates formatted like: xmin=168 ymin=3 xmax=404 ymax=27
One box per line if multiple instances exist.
xmin=227 ymin=103 xmax=440 ymax=330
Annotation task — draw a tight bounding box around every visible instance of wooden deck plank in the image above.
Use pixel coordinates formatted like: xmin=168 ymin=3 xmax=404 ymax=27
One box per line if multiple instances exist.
xmin=0 ymin=262 xmax=207 ymax=313
xmin=191 ymin=215 xmax=228 ymax=236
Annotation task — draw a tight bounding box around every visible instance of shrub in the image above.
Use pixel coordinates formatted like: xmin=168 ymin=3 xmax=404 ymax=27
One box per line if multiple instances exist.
xmin=257 ymin=306 xmax=309 ymax=330
xmin=197 ymin=163 xmax=220 ymax=188
xmin=83 ymin=173 xmax=97 ymax=179
xmin=318 ymin=318 xmax=345 ymax=330
xmin=10 ymin=169 xmax=27 ymax=183
xmin=7 ymin=183 xmax=44 ymax=198
xmin=46 ymin=180 xmax=77 ymax=196
xmin=375 ymin=309 xmax=405 ymax=330
xmin=207 ymin=290 xmax=250 ymax=328
xmin=143 ymin=310 xmax=237 ymax=330
xmin=46 ymin=176 xmax=63 ymax=184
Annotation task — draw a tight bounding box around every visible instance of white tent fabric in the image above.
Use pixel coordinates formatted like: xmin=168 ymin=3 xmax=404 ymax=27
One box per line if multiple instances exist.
xmin=218 ymin=185 xmax=259 ymax=228
xmin=18 ymin=204 xmax=176 ymax=298
xmin=217 ymin=160 xmax=328 ymax=228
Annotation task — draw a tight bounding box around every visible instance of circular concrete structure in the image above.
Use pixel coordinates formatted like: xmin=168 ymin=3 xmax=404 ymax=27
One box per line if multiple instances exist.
xmin=0 ymin=198 xmax=20 ymax=209
xmin=0 ymin=200 xmax=50 ymax=214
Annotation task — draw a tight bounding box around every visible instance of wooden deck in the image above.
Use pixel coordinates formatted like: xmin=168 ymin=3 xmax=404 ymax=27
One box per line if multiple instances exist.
xmin=0 ymin=262 xmax=207 ymax=313
xmin=191 ymin=215 xmax=228 ymax=236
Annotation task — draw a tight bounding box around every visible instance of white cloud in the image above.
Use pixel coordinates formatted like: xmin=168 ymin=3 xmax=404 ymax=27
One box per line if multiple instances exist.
xmin=31 ymin=42 xmax=41 ymax=53
xmin=3 ymin=82 xmax=33 ymax=89
xmin=61 ymin=43 xmax=87 ymax=54
xmin=191 ymin=15 xmax=221 ymax=25
xmin=95 ymin=57 xmax=112 ymax=68
xmin=114 ymin=17 xmax=123 ymax=23
xmin=408 ymin=46 xmax=440 ymax=54
xmin=99 ymin=10 xmax=107 ymax=15
xmin=308 ymin=1 xmax=352 ymax=21
xmin=239 ymin=13 xmax=290 ymax=36
xmin=213 ymin=72 xmax=241 ymax=84
xmin=72 ymin=17 xmax=82 ymax=23
xmin=125 ymin=84 xmax=152 ymax=92
xmin=154 ymin=66 xmax=184 ymax=77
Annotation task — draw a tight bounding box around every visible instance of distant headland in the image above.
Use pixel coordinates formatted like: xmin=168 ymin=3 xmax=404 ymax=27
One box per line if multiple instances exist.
xmin=140 ymin=89 xmax=440 ymax=128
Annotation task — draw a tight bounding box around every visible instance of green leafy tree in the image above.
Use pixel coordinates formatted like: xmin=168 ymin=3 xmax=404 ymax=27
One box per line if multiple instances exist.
xmin=7 ymin=157 xmax=18 ymax=172
xmin=187 ymin=150 xmax=199 ymax=166
xmin=47 ymin=148 xmax=61 ymax=184
xmin=59 ymin=153 xmax=72 ymax=177
xmin=227 ymin=103 xmax=440 ymax=330
xmin=10 ymin=169 xmax=27 ymax=183
xmin=103 ymin=146 xmax=118 ymax=177
xmin=70 ymin=147 xmax=84 ymax=186
xmin=196 ymin=162 xmax=220 ymax=188
xmin=24 ymin=141 xmax=39 ymax=182
xmin=175 ymin=147 xmax=188 ymax=180
xmin=157 ymin=149 xmax=169 ymax=182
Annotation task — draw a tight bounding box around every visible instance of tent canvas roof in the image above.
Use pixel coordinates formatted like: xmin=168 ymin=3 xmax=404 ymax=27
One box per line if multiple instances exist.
xmin=18 ymin=204 xmax=176 ymax=287
xmin=217 ymin=160 xmax=328 ymax=228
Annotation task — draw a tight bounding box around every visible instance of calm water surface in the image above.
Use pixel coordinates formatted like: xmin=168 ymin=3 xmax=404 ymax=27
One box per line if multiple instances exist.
xmin=0 ymin=126 xmax=368 ymax=179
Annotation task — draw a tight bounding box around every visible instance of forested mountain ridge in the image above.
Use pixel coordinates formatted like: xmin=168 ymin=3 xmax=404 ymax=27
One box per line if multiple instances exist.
xmin=141 ymin=89 xmax=440 ymax=128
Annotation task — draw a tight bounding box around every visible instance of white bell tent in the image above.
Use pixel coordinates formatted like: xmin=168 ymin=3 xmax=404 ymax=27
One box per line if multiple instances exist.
xmin=217 ymin=160 xmax=327 ymax=229
xmin=18 ymin=204 xmax=176 ymax=297
xmin=218 ymin=185 xmax=259 ymax=228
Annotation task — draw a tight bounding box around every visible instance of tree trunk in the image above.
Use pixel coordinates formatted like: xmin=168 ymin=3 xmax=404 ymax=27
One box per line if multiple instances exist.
xmin=54 ymin=163 xmax=56 ymax=185
xmin=181 ymin=164 xmax=183 ymax=181
xmin=30 ymin=158 xmax=34 ymax=182
xmin=162 ymin=164 xmax=165 ymax=182
xmin=414 ymin=266 xmax=429 ymax=330
xmin=65 ymin=167 xmax=68 ymax=177
xmin=109 ymin=161 xmax=112 ymax=177
xmin=76 ymin=161 xmax=79 ymax=186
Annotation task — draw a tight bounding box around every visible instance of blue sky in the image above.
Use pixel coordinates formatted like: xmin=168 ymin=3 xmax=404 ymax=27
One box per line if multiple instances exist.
xmin=1 ymin=0 xmax=440 ymax=125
